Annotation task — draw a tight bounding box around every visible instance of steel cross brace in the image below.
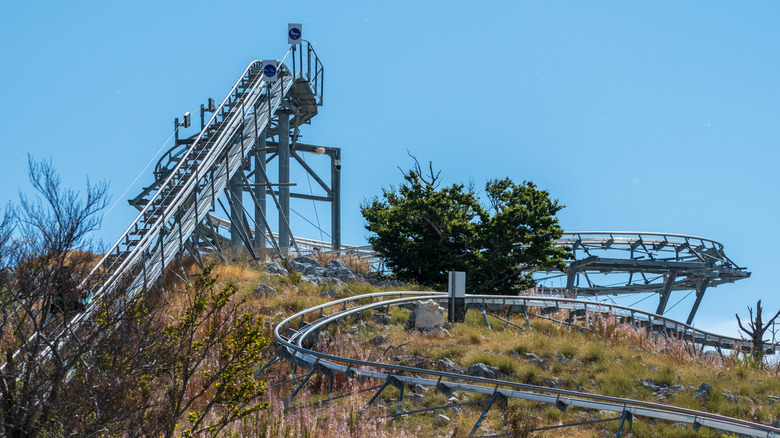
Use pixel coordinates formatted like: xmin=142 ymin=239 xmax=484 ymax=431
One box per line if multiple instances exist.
xmin=364 ymin=375 xmax=405 ymax=412
xmin=492 ymin=414 xmax=626 ymax=438
xmin=284 ymin=358 xmax=322 ymax=408
xmin=469 ymin=389 xmax=508 ymax=437
xmin=465 ymin=303 xmax=492 ymax=329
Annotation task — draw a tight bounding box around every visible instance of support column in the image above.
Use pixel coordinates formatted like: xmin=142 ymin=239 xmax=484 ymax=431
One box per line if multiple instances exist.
xmin=565 ymin=268 xmax=577 ymax=298
xmin=655 ymin=272 xmax=678 ymax=315
xmin=254 ymin=128 xmax=267 ymax=256
xmin=278 ymin=112 xmax=291 ymax=257
xmin=331 ymin=150 xmax=341 ymax=250
xmin=229 ymin=169 xmax=243 ymax=253
xmin=686 ymin=279 xmax=709 ymax=325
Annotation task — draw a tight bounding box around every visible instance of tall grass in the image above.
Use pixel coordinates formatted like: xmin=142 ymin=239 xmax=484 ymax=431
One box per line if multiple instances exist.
xmin=194 ymin=258 xmax=780 ymax=437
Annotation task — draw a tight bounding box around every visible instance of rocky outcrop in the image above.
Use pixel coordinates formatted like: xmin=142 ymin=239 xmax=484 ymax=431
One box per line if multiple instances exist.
xmin=264 ymin=256 xmax=405 ymax=287
xmin=283 ymin=256 xmax=359 ymax=285
xmin=264 ymin=261 xmax=288 ymax=276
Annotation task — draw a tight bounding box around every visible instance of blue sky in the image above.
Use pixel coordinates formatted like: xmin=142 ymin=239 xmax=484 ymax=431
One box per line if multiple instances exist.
xmin=2 ymin=1 xmax=779 ymax=337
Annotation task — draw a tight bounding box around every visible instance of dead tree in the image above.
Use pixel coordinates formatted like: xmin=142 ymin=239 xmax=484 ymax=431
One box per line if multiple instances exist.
xmin=735 ymin=299 xmax=780 ymax=366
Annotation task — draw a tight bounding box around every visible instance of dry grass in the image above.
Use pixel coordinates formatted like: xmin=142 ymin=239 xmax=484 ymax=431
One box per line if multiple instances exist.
xmin=159 ymin=259 xmax=780 ymax=437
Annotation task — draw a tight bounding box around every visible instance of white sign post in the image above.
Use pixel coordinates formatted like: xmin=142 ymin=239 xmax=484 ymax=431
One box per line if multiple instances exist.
xmin=262 ymin=60 xmax=278 ymax=82
xmin=288 ymin=23 xmax=302 ymax=45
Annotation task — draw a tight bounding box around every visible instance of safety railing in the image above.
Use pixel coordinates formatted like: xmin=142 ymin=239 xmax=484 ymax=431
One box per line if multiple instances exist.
xmin=291 ymin=40 xmax=324 ymax=105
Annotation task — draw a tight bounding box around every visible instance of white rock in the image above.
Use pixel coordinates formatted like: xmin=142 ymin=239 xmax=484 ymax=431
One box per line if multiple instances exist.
xmin=433 ymin=414 xmax=451 ymax=427
xmin=412 ymin=299 xmax=445 ymax=330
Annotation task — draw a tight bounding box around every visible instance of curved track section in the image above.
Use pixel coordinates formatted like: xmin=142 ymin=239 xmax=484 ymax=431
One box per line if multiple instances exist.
xmin=254 ymin=230 xmax=750 ymax=323
xmin=539 ymin=231 xmax=750 ymax=296
xmin=271 ymin=292 xmax=779 ymax=437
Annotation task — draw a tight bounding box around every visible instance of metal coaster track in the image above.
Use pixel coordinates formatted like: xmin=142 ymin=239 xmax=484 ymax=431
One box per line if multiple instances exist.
xmin=74 ymin=43 xmax=323 ymax=320
xmin=24 ymin=37 xmax=758 ymax=434
xmin=270 ymin=291 xmax=780 ymax=437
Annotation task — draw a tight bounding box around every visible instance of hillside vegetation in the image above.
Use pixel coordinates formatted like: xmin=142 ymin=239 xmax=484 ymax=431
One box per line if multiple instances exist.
xmin=199 ymin=257 xmax=780 ymax=437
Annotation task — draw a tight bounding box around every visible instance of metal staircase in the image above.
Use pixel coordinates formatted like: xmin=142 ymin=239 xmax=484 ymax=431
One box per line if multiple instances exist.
xmin=78 ymin=43 xmax=324 ymax=317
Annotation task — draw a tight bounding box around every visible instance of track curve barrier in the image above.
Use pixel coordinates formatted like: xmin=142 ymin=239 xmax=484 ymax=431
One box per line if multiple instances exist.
xmin=270 ymin=292 xmax=780 ymax=437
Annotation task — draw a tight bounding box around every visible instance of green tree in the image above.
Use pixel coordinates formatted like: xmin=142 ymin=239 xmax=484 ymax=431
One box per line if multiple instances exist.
xmin=362 ymin=159 xmax=570 ymax=295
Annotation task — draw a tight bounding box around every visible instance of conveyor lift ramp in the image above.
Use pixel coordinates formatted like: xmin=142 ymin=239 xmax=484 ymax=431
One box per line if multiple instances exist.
xmin=78 ymin=44 xmax=323 ymax=320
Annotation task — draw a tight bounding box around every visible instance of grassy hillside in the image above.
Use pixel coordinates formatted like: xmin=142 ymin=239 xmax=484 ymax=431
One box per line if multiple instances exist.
xmin=196 ymin=258 xmax=780 ymax=437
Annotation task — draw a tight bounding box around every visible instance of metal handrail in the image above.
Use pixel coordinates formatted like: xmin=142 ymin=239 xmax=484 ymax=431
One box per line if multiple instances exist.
xmin=562 ymin=231 xmax=725 ymax=249
xmin=291 ymin=41 xmax=324 ymax=105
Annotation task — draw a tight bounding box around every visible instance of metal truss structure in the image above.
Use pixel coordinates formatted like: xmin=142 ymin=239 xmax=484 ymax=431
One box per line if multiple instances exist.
xmin=49 ymin=43 xmax=338 ymax=348
xmin=39 ymin=39 xmax=760 ymax=437
xmin=300 ymin=231 xmax=751 ymax=326
xmin=265 ymin=291 xmax=780 ymax=437
xmin=534 ymin=232 xmax=751 ymax=324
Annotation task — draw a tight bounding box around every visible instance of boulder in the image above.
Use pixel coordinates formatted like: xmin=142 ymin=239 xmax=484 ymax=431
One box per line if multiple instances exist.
xmin=253 ymin=284 xmax=277 ymax=296
xmin=406 ymin=299 xmax=445 ymax=332
xmin=545 ymin=378 xmax=563 ymax=389
xmin=412 ymin=384 xmax=428 ymax=393
xmin=264 ymin=262 xmax=288 ymax=276
xmin=433 ymin=414 xmax=451 ymax=428
xmin=639 ymin=378 xmax=658 ymax=390
xmin=325 ymin=259 xmax=357 ymax=283
xmin=423 ymin=327 xmax=451 ymax=336
xmin=465 ymin=363 xmax=503 ymax=379
xmin=288 ymin=256 xmax=325 ymax=277
xmin=436 ymin=358 xmax=461 ymax=373
xmin=694 ymin=383 xmax=713 ymax=399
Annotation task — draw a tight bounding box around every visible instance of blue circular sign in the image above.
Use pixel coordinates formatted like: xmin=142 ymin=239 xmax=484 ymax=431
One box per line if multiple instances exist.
xmin=289 ymin=27 xmax=301 ymax=40
xmin=263 ymin=64 xmax=277 ymax=77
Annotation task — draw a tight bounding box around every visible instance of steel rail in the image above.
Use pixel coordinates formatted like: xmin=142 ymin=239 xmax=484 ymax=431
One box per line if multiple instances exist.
xmin=271 ymin=292 xmax=780 ymax=437
xmin=562 ymin=231 xmax=724 ymax=247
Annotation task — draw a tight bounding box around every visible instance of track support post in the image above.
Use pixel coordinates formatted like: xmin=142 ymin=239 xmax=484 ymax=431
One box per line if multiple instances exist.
xmin=686 ymin=279 xmax=709 ymax=325
xmin=448 ymin=271 xmax=466 ymax=323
